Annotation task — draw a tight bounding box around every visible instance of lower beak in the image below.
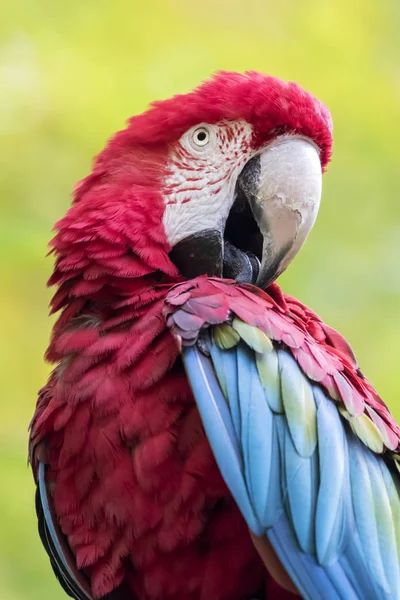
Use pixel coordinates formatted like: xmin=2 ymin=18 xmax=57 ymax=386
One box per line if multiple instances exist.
xmin=170 ymin=136 xmax=322 ymax=288
xmin=169 ymin=229 xmax=223 ymax=279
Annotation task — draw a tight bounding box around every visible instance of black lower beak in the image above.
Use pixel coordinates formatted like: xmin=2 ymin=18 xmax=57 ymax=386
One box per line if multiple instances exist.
xmin=169 ymin=229 xmax=224 ymax=279
xmin=169 ymin=227 xmax=261 ymax=283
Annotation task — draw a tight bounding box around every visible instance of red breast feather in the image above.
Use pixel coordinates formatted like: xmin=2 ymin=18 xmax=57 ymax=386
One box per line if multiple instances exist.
xmin=30 ymin=281 xmax=267 ymax=599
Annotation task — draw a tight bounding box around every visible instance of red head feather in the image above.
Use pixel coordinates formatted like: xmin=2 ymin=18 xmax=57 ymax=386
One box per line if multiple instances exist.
xmin=95 ymin=71 xmax=332 ymax=167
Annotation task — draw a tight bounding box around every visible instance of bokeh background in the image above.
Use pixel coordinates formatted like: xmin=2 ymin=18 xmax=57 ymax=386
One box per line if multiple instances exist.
xmin=1 ymin=0 xmax=400 ymax=597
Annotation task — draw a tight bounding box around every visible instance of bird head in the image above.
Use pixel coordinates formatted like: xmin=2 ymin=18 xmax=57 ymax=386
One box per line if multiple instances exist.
xmin=52 ymin=71 xmax=332 ymax=301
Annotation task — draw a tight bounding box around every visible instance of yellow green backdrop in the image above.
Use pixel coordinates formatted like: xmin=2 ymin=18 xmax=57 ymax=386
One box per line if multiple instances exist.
xmin=1 ymin=0 xmax=399 ymax=597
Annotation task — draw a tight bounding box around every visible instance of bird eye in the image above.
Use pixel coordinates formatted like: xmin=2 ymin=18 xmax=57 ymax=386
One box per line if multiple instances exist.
xmin=192 ymin=127 xmax=210 ymax=147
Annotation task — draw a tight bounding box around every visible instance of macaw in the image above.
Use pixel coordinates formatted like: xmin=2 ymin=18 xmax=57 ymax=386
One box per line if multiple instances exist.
xmin=29 ymin=71 xmax=400 ymax=600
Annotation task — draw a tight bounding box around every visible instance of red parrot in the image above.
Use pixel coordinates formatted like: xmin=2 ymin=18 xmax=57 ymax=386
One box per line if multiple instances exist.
xmin=29 ymin=71 xmax=400 ymax=600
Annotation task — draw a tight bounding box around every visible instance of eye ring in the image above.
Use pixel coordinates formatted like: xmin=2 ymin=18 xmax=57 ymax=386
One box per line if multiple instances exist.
xmin=192 ymin=127 xmax=210 ymax=147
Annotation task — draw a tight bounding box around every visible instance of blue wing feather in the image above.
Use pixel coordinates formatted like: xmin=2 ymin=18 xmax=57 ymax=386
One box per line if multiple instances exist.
xmin=283 ymin=420 xmax=318 ymax=554
xmin=347 ymin=434 xmax=390 ymax=594
xmin=263 ymin=417 xmax=284 ymax=527
xmin=182 ymin=336 xmax=400 ymax=600
xmin=367 ymin=455 xmax=400 ymax=596
xmin=314 ymin=387 xmax=351 ymax=565
xmin=237 ymin=344 xmax=275 ymax=525
xmin=208 ymin=341 xmax=229 ymax=400
xmin=209 ymin=343 xmax=242 ymax=442
xmin=268 ymin=515 xmax=360 ymax=600
xmin=183 ymin=345 xmax=262 ymax=534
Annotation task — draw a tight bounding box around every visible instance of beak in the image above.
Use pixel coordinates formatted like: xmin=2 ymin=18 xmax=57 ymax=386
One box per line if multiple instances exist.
xmin=169 ymin=229 xmax=223 ymax=279
xmin=239 ymin=136 xmax=322 ymax=288
xmin=169 ymin=136 xmax=322 ymax=288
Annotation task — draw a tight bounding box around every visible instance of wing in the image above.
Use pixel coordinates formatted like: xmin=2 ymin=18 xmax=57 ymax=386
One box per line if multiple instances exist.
xmin=36 ymin=463 xmax=132 ymax=600
xmin=165 ymin=277 xmax=400 ymax=600
xmin=36 ymin=462 xmax=94 ymax=600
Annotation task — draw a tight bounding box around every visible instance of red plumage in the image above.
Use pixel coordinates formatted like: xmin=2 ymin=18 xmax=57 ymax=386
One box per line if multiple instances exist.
xmin=29 ymin=71 xmax=335 ymax=599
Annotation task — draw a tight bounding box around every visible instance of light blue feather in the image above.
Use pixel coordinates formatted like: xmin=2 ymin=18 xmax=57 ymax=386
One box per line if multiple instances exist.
xmin=314 ymin=387 xmax=350 ymax=565
xmin=209 ymin=344 xmax=241 ymax=442
xmin=347 ymin=434 xmax=390 ymax=594
xmin=236 ymin=344 xmax=274 ymax=525
xmin=378 ymin=461 xmax=400 ymax=565
xmin=367 ymin=453 xmax=400 ymax=596
xmin=275 ymin=414 xmax=288 ymax=501
xmin=182 ymin=345 xmax=262 ymax=534
xmin=268 ymin=515 xmax=360 ymax=600
xmin=341 ymin=531 xmax=388 ymax=600
xmin=208 ymin=341 xmax=229 ymax=399
xmin=283 ymin=419 xmax=318 ymax=554
xmin=262 ymin=417 xmax=284 ymax=527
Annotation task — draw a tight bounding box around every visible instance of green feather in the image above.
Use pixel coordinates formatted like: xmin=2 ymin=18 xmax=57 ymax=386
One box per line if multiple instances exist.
xmin=348 ymin=413 xmax=384 ymax=454
xmin=279 ymin=352 xmax=317 ymax=457
xmin=232 ymin=317 xmax=273 ymax=353
xmin=340 ymin=405 xmax=384 ymax=453
xmin=338 ymin=405 xmax=350 ymax=421
xmin=393 ymin=455 xmax=400 ymax=475
xmin=214 ymin=324 xmax=240 ymax=349
xmin=256 ymin=348 xmax=283 ymax=413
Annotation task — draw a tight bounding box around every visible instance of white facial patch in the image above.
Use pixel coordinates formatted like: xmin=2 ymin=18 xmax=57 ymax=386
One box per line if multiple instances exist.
xmin=162 ymin=120 xmax=253 ymax=247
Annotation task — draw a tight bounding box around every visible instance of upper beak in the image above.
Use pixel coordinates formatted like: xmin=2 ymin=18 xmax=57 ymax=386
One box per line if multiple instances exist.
xmin=239 ymin=136 xmax=322 ymax=288
xmin=169 ymin=136 xmax=322 ymax=288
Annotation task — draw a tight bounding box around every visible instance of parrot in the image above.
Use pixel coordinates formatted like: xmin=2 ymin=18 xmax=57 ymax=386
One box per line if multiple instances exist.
xmin=29 ymin=71 xmax=400 ymax=600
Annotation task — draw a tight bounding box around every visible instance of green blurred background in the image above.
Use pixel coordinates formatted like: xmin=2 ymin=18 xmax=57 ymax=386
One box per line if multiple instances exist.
xmin=1 ymin=0 xmax=400 ymax=597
